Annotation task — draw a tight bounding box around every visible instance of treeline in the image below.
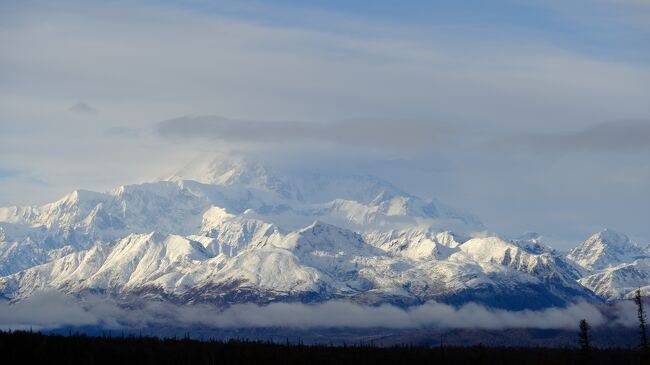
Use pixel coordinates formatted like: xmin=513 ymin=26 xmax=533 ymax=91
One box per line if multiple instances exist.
xmin=0 ymin=329 xmax=645 ymax=365
xmin=576 ymin=288 xmax=648 ymax=364
xmin=1 ymin=289 xmax=648 ymax=364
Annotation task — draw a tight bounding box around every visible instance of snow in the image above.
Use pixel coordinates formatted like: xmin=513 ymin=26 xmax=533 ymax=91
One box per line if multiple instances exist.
xmin=0 ymin=153 xmax=642 ymax=308
xmin=567 ymin=229 xmax=648 ymax=271
xmin=579 ymin=259 xmax=650 ymax=300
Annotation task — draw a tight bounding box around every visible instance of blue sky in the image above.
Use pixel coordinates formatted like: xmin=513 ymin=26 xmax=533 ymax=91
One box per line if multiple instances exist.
xmin=1 ymin=0 xmax=649 ymax=248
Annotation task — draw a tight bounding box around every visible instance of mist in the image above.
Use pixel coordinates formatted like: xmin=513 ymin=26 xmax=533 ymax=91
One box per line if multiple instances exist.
xmin=0 ymin=291 xmax=638 ymax=332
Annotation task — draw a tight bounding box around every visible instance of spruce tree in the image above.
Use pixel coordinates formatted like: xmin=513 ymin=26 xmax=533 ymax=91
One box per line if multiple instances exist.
xmin=578 ymin=319 xmax=591 ymax=353
xmin=636 ymin=288 xmax=649 ymax=353
xmin=578 ymin=318 xmax=592 ymax=365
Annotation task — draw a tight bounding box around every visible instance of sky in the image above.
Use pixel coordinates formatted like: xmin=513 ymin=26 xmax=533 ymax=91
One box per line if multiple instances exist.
xmin=0 ymin=0 xmax=649 ymax=249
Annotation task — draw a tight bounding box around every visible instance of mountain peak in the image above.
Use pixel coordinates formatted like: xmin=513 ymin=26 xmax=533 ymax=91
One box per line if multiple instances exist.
xmin=168 ymin=152 xmax=265 ymax=185
xmin=57 ymin=189 xmax=105 ymax=206
xmin=167 ymin=152 xmax=297 ymax=199
xmin=567 ymin=229 xmax=646 ymax=271
xmin=511 ymin=232 xmax=550 ymax=254
xmin=591 ymin=228 xmax=630 ymax=246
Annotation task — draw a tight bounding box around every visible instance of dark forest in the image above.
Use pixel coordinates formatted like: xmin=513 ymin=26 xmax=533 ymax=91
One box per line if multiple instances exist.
xmin=1 ymin=330 xmax=646 ymax=365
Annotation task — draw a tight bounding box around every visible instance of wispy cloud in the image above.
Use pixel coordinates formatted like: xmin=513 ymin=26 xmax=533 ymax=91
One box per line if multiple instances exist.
xmin=0 ymin=292 xmax=635 ymax=331
xmin=157 ymin=115 xmax=454 ymax=151
xmin=514 ymin=120 xmax=650 ymax=153
xmin=68 ymin=102 xmax=98 ymax=114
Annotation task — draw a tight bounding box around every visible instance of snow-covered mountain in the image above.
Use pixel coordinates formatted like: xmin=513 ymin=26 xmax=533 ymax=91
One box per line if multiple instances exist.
xmin=566 ymin=229 xmax=650 ymax=301
xmin=0 ymin=220 xmax=595 ymax=309
xmin=0 ymin=153 xmax=644 ymax=309
xmin=567 ymin=229 xmax=648 ymax=271
xmin=578 ymin=259 xmax=650 ymax=300
xmin=0 ymin=153 xmax=483 ymax=274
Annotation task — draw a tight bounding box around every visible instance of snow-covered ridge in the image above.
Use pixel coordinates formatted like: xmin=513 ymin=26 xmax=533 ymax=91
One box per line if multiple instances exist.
xmin=567 ymin=229 xmax=648 ymax=271
xmin=566 ymin=229 xmax=650 ymax=301
xmin=0 ymin=220 xmax=596 ymax=308
xmin=578 ymin=259 xmax=650 ymax=300
xmin=0 ymin=154 xmax=646 ymax=308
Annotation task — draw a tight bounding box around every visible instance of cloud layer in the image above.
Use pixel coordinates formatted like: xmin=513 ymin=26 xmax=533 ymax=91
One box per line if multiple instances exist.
xmin=0 ymin=291 xmax=637 ymax=331
xmin=157 ymin=115 xmax=454 ymax=151
xmin=516 ymin=120 xmax=650 ymax=153
xmin=157 ymin=115 xmax=650 ymax=154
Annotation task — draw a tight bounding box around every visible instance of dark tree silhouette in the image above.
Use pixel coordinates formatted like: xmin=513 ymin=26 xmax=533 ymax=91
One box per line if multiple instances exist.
xmin=0 ymin=329 xmax=644 ymax=365
xmin=636 ymin=288 xmax=649 ymax=353
xmin=578 ymin=319 xmax=591 ymax=351
xmin=578 ymin=318 xmax=591 ymax=364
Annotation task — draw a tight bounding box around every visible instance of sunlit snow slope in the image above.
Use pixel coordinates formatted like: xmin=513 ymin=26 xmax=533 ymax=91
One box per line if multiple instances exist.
xmin=0 ymin=153 xmax=644 ymax=308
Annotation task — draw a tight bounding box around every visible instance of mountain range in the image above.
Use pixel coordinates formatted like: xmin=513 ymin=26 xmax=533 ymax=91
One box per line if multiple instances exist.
xmin=0 ymin=153 xmax=648 ymax=310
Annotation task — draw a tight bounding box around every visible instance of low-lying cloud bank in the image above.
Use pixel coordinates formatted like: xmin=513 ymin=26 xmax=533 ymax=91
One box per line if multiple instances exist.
xmin=0 ymin=291 xmax=638 ymax=331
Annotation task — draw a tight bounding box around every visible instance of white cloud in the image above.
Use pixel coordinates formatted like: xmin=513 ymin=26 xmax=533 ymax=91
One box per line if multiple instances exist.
xmin=0 ymin=291 xmax=623 ymax=331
